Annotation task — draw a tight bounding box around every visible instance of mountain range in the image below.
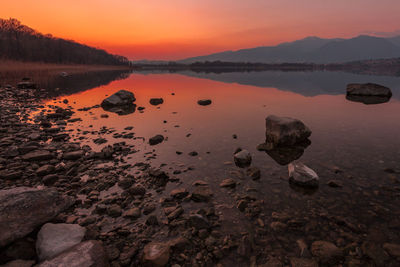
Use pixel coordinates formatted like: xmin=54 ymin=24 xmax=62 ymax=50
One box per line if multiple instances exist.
xmin=179 ymin=35 xmax=400 ymax=64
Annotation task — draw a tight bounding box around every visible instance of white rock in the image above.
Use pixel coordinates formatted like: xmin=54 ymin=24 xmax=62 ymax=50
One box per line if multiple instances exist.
xmin=36 ymin=223 xmax=86 ymax=261
xmin=288 ymin=162 xmax=319 ymax=188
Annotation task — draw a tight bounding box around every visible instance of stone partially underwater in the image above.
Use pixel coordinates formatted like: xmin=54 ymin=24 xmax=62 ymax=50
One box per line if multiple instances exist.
xmin=258 ymin=115 xmax=312 ymax=165
xmin=101 ymin=90 xmax=136 ymax=115
xmin=346 ymin=83 xmax=392 ymax=105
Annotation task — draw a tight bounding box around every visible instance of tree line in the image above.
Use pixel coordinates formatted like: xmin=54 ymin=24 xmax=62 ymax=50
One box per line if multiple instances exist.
xmin=0 ymin=18 xmax=129 ymax=65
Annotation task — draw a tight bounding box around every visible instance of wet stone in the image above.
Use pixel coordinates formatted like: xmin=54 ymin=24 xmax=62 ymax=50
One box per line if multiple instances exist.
xmin=170 ymin=188 xmax=189 ymax=199
xmin=149 ymin=135 xmax=164 ymax=145
xmin=191 ymin=187 xmax=213 ymax=202
xmin=219 ymin=178 xmax=236 ymax=188
xmin=234 ymin=149 xmax=252 ymax=168
xmin=142 ymin=242 xmax=170 ymax=266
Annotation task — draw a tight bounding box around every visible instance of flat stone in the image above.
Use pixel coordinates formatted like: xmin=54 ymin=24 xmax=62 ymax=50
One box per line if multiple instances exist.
xmin=36 ymin=165 xmax=55 ymax=176
xmin=22 ymin=150 xmax=54 ymax=161
xmin=63 ymin=150 xmax=84 ymax=160
xmin=149 ymin=135 xmax=164 ymax=145
xmin=197 ymin=99 xmax=212 ymax=106
xmin=36 ymin=223 xmax=86 ymax=261
xmin=346 ymin=83 xmax=392 ymax=97
xmin=149 ymin=98 xmax=164 ymax=105
xmin=1 ymin=259 xmax=35 ymax=267
xmin=219 ymin=178 xmax=236 ymax=188
xmin=123 ymin=208 xmax=141 ymax=219
xmin=189 ymin=214 xmax=210 ymax=229
xmin=37 ymin=240 xmax=109 ymax=267
xmin=170 ymin=188 xmax=189 ymax=199
xmin=191 ymin=187 xmax=213 ymax=202
xmin=0 ymin=187 xmax=73 ymax=247
xmin=383 ymin=243 xmax=400 ymax=257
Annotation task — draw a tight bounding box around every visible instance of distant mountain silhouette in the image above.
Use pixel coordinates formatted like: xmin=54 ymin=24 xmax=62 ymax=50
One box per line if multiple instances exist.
xmin=180 ymin=35 xmax=400 ymax=64
xmin=0 ymin=18 xmax=129 ymax=65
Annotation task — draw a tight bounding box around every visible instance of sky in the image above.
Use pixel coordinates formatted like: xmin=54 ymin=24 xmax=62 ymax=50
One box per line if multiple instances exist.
xmin=1 ymin=0 xmax=400 ymax=60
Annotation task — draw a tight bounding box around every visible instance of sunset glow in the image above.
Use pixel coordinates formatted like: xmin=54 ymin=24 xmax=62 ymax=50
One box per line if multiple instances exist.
xmin=1 ymin=0 xmax=400 ymax=59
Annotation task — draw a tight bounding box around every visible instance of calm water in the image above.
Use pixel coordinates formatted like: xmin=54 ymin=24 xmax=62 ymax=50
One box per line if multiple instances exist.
xmin=16 ymin=70 xmax=400 ymax=249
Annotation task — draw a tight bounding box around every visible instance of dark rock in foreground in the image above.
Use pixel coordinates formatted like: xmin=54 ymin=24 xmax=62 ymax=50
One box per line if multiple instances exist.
xmin=265 ymin=115 xmax=311 ymax=147
xmin=37 ymin=240 xmax=109 ymax=267
xmin=346 ymin=83 xmax=392 ymax=97
xmin=149 ymin=98 xmax=164 ymax=105
xmin=233 ymin=149 xmax=252 ymax=168
xmin=101 ymin=90 xmax=136 ymax=107
xmin=197 ymin=99 xmax=212 ymax=106
xmin=0 ymin=187 xmax=74 ymax=247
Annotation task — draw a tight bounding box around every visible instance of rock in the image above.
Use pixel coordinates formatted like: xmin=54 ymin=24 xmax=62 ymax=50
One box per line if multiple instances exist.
xmin=289 ymin=257 xmax=318 ymax=267
xmin=149 ymin=135 xmax=164 ymax=145
xmin=128 ymin=185 xmax=146 ymax=196
xmin=37 ymin=240 xmax=109 ymax=267
xmin=63 ymin=150 xmax=84 ymax=160
xmin=17 ymin=82 xmax=37 ymax=89
xmin=170 ymin=188 xmax=189 ymax=199
xmin=311 ymin=241 xmax=342 ymax=264
xmin=36 ymin=223 xmax=86 ymax=261
xmin=361 ymin=241 xmax=389 ymax=266
xmin=346 ymin=94 xmax=391 ymax=105
xmin=0 ymin=187 xmax=73 ymax=247
xmin=191 ymin=187 xmax=213 ymax=202
xmin=197 ymin=99 xmax=212 ymax=106
xmin=107 ymin=205 xmax=122 ymax=217
xmin=246 ymin=167 xmax=261 ymax=180
xmin=383 ymin=243 xmax=400 ymax=258
xmin=36 ymin=165 xmax=55 ymax=176
xmin=346 ymin=83 xmax=392 ymax=97
xmin=123 ymin=208 xmax=141 ymax=219
xmin=288 ymin=162 xmax=319 ymax=188
xmin=42 ymin=174 xmax=59 ymax=186
xmin=219 ymin=178 xmax=236 ymax=188
xmin=265 ymin=115 xmax=311 ymax=147
xmin=101 ymin=90 xmax=135 ymax=107
xmin=261 ymin=141 xmax=310 ymax=165
xmin=1 ymin=260 xmax=35 ymax=267
xmin=142 ymin=242 xmax=170 ymax=266
xmin=233 ymin=149 xmax=252 ymax=168
xmin=22 ymin=150 xmax=54 ymax=161
xmin=149 ymin=98 xmax=164 ymax=105
xmin=188 ymin=214 xmax=210 ymax=229
xmin=327 ymin=180 xmax=343 ymax=188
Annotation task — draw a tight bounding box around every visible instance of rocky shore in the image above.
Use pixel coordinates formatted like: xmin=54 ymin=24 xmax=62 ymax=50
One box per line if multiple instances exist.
xmin=1 ymin=82 xmax=400 ymax=267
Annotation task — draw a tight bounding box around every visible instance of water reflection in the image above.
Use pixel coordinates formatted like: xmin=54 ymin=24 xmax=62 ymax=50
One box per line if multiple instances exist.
xmin=259 ymin=140 xmax=311 ymax=165
xmin=346 ymin=94 xmax=392 ymax=105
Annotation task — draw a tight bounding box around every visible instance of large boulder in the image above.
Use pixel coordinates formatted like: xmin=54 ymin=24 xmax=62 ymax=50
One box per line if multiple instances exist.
xmin=101 ymin=90 xmax=136 ymax=107
xmin=0 ymin=187 xmax=74 ymax=247
xmin=265 ymin=115 xmax=311 ymax=147
xmin=37 ymin=241 xmax=109 ymax=267
xmin=288 ymin=162 xmax=319 ymax=188
xmin=346 ymin=83 xmax=392 ymax=97
xmin=36 ymin=223 xmax=86 ymax=261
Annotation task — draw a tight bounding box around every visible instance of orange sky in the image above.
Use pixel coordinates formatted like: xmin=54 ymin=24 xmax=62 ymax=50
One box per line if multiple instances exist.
xmin=1 ymin=0 xmax=400 ymax=60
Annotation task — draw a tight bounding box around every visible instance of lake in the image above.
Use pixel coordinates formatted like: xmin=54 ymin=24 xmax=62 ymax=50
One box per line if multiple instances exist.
xmin=9 ymin=69 xmax=400 ymax=265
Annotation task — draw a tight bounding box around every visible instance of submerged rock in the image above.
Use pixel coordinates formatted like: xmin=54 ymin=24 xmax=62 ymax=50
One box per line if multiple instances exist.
xmin=142 ymin=242 xmax=170 ymax=266
xmin=149 ymin=98 xmax=164 ymax=105
xmin=288 ymin=162 xmax=319 ymax=188
xmin=233 ymin=149 xmax=252 ymax=168
xmin=197 ymin=99 xmax=212 ymax=106
xmin=36 ymin=223 xmax=86 ymax=261
xmin=265 ymin=115 xmax=311 ymax=147
xmin=346 ymin=83 xmax=392 ymax=97
xmin=101 ymin=90 xmax=136 ymax=107
xmin=0 ymin=187 xmax=73 ymax=247
xmin=37 ymin=240 xmax=109 ymax=267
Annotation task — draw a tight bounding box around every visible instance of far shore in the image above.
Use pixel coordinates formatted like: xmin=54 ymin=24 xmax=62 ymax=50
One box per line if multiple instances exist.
xmin=0 ymin=60 xmax=132 ymax=74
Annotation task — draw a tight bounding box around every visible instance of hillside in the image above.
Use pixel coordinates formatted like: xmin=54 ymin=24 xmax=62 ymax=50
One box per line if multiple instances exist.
xmin=0 ymin=18 xmax=129 ymax=65
xmin=180 ymin=35 xmax=400 ymax=64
